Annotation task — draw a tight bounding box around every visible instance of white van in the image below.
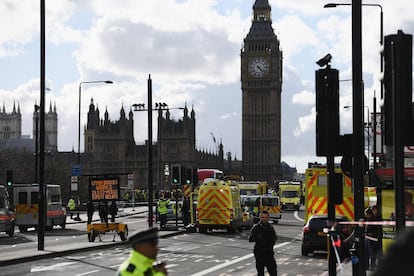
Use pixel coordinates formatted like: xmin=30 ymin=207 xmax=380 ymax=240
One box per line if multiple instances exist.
xmin=0 ymin=185 xmax=15 ymax=237
xmin=13 ymin=184 xmax=66 ymax=232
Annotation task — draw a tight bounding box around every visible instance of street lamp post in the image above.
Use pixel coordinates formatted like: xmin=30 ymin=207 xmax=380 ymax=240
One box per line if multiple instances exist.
xmin=133 ymin=86 xmax=184 ymax=228
xmin=132 ymin=75 xmax=155 ymax=227
xmin=324 ymin=2 xmax=383 ymax=169
xmin=78 ymin=81 xmax=113 ymax=165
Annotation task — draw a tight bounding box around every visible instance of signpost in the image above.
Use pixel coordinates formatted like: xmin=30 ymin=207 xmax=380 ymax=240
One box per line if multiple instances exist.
xmin=71 ymin=165 xmax=82 ymax=192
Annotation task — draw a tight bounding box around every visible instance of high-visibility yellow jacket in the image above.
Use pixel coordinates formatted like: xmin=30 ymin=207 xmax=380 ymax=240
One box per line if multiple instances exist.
xmin=117 ymin=250 xmax=166 ymax=276
xmin=157 ymin=199 xmax=170 ymax=215
xmin=67 ymin=198 xmax=75 ymax=211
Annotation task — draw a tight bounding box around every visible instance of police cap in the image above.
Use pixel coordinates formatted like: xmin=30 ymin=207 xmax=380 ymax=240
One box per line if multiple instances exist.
xmin=128 ymin=227 xmax=159 ymax=245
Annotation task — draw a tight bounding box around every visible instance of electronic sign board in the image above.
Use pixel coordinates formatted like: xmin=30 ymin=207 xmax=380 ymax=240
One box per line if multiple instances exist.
xmin=89 ymin=177 xmax=120 ymax=201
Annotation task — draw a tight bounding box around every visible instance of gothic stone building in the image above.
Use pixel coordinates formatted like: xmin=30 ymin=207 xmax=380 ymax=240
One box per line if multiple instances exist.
xmin=0 ymin=101 xmax=57 ymax=152
xmin=81 ymin=99 xmax=223 ymax=201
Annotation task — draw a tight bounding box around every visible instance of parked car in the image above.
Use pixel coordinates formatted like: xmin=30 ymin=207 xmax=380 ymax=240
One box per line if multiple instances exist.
xmin=301 ymin=214 xmax=351 ymax=256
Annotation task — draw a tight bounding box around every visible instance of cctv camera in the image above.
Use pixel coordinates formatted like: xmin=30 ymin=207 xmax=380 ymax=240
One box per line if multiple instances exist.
xmin=316 ymin=53 xmax=332 ymax=68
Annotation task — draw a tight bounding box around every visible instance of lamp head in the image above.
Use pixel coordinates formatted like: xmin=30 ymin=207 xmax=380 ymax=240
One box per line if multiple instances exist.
xmin=323 ymin=3 xmax=338 ymax=8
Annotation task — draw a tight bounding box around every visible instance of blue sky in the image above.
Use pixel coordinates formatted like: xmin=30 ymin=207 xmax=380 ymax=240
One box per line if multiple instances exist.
xmin=0 ymin=0 xmax=412 ymax=173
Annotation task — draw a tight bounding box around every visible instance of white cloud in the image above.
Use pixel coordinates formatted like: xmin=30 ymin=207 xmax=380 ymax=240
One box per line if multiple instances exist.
xmin=292 ymin=90 xmax=314 ymax=106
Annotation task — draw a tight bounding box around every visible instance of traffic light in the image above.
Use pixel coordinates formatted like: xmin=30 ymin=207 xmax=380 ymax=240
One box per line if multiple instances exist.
xmin=384 ymin=30 xmax=412 ymax=146
xmin=185 ymin=167 xmax=192 ymax=185
xmin=171 ymin=164 xmax=181 ymax=185
xmin=6 ymin=170 xmax=13 ymax=186
xmin=181 ymin=165 xmax=187 ymax=185
xmin=315 ymin=67 xmax=340 ymax=156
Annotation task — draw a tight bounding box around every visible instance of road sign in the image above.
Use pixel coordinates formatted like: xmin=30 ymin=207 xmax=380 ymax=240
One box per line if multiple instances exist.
xmin=72 ymin=165 xmax=82 ymax=176
xmin=71 ymin=182 xmax=78 ymax=192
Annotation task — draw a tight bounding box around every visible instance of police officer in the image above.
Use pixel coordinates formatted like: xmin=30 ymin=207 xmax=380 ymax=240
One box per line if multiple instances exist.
xmin=117 ymin=227 xmax=167 ymax=276
xmin=157 ymin=196 xmax=170 ymax=229
xmin=248 ymin=210 xmax=278 ymax=276
xmin=67 ymin=196 xmax=76 ymax=219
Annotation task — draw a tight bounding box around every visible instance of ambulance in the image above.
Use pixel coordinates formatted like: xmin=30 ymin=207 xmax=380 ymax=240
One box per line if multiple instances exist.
xmin=304 ymin=163 xmax=354 ymax=222
xmin=259 ymin=194 xmax=282 ymax=223
xmin=372 ymin=167 xmax=414 ymax=253
xmin=196 ymin=180 xmax=243 ymax=233
xmin=13 ymin=183 xmax=66 ymax=232
xmin=236 ymin=181 xmax=268 ymax=195
xmin=278 ymin=181 xmax=302 ymax=211
xmin=240 ymin=194 xmax=282 ymax=224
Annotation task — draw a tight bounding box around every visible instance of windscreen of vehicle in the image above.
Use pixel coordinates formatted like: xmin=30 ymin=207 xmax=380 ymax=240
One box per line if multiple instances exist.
xmin=240 ymin=189 xmax=257 ymax=195
xmin=261 ymin=197 xmax=279 ymax=206
xmin=47 ymin=186 xmax=61 ymax=203
xmin=241 ymin=196 xmax=259 ymax=208
xmin=282 ymin=191 xmax=298 ymax=198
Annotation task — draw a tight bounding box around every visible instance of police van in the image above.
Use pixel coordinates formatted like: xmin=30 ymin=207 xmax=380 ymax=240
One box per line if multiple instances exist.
xmin=13 ymin=183 xmax=66 ymax=232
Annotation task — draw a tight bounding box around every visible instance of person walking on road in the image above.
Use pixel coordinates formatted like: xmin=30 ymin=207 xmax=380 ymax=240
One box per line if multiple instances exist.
xmin=117 ymin=227 xmax=168 ymax=276
xmin=98 ymin=200 xmax=109 ymax=226
xmin=68 ymin=196 xmax=76 ymax=219
xmin=157 ymin=196 xmax=170 ymax=229
xmin=86 ymin=201 xmax=94 ymax=225
xmin=110 ymin=200 xmax=118 ymax=222
xmin=248 ymin=210 xmax=278 ymax=276
xmin=181 ymin=197 xmax=190 ymax=227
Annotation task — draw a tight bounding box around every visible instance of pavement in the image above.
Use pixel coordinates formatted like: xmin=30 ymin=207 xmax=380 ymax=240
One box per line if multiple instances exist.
xmin=0 ymin=205 xmax=187 ymax=266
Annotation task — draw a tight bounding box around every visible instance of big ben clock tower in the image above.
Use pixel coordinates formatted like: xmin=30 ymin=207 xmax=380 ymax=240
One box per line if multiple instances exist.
xmin=241 ymin=0 xmax=282 ymax=183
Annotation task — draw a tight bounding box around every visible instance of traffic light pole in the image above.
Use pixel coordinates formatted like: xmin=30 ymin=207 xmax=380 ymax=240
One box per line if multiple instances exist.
xmin=147 ymin=75 xmax=154 ymax=228
xmin=351 ymin=1 xmax=366 ymax=275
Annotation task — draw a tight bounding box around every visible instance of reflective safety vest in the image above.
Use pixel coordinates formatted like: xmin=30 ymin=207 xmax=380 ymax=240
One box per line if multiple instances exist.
xmin=117 ymin=250 xmax=166 ymax=276
xmin=67 ymin=198 xmax=75 ymax=211
xmin=157 ymin=199 xmax=170 ymax=215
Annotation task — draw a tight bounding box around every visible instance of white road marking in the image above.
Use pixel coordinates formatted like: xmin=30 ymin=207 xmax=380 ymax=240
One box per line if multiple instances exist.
xmin=190 ymin=242 xmax=291 ymax=276
xmin=76 ymin=270 xmax=100 ymax=276
xmin=31 ymin=262 xmax=77 ymax=272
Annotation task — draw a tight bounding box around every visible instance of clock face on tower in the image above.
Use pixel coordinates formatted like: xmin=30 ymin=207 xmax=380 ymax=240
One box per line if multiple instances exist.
xmin=248 ymin=57 xmax=269 ymax=78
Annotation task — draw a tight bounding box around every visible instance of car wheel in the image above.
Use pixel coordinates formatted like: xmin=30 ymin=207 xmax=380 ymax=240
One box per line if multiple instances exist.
xmin=301 ymin=245 xmax=309 ymax=256
xmin=88 ymin=231 xmax=96 ymax=242
xmin=119 ymin=226 xmax=128 ymax=241
xmin=7 ymin=223 xmax=14 ymax=237
xmin=19 ymin=226 xmax=27 ymax=233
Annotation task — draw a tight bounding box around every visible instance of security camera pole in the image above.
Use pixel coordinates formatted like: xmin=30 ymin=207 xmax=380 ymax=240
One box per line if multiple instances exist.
xmin=315 ymin=56 xmax=340 ymax=276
